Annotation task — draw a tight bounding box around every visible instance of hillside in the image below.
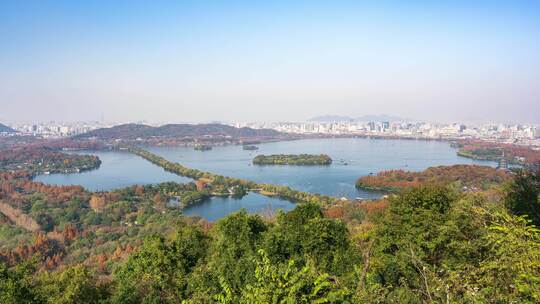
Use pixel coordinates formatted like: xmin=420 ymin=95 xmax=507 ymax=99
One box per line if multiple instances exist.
xmin=0 ymin=123 xmax=16 ymax=134
xmin=1 ymin=159 xmax=538 ymax=303
xmin=75 ymin=123 xmax=282 ymax=140
xmin=453 ymin=140 xmax=540 ymax=164
xmin=356 ymin=164 xmax=511 ymax=192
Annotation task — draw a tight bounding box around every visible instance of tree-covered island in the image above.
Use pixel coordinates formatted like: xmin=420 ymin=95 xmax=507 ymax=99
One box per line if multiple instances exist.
xmin=253 ymin=154 xmax=332 ymax=166
xmin=242 ymin=145 xmax=259 ymax=150
xmin=193 ymin=144 xmax=212 ymax=151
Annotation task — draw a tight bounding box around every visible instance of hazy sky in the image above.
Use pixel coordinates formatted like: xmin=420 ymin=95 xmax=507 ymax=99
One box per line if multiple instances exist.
xmin=1 ymin=1 xmax=539 ymax=123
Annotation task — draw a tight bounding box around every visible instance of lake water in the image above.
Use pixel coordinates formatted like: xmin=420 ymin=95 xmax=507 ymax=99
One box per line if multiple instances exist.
xmin=148 ymin=138 xmax=496 ymax=199
xmin=35 ymin=138 xmax=496 ymax=220
xmin=171 ymin=192 xmax=295 ymax=221
xmin=33 ymin=150 xmax=191 ymax=191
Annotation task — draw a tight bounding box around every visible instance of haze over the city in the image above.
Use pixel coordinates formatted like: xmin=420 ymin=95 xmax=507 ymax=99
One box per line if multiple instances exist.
xmin=1 ymin=1 xmax=539 ymax=123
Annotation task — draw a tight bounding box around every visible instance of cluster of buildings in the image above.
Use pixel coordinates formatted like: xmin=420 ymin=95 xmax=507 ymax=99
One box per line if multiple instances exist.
xmin=6 ymin=121 xmax=110 ymax=138
xmin=233 ymin=121 xmax=540 ymax=146
xmin=4 ymin=119 xmax=539 ymax=147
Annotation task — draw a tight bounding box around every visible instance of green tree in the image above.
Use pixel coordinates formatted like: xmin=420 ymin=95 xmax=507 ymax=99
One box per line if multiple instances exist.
xmin=398 ymin=184 xmax=456 ymax=213
xmin=209 ymin=210 xmax=267 ymax=296
xmin=504 ymin=167 xmax=540 ymax=227
xmin=239 ymin=250 xmax=350 ymax=303
xmin=469 ymin=212 xmax=540 ymax=303
xmin=112 ymin=225 xmax=209 ymax=303
xmin=0 ymin=260 xmax=40 ymax=304
xmin=262 ymin=203 xmax=323 ymax=262
xmin=262 ymin=203 xmax=356 ymax=277
xmin=36 ymin=265 xmax=105 ymax=304
xmin=302 ymin=217 xmax=350 ymax=271
xmin=365 ymin=186 xmax=459 ymax=302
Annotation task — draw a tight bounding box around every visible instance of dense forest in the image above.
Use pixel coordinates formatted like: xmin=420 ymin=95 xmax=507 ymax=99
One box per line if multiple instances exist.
xmin=75 ymin=124 xmax=282 ymax=140
xmin=356 ymin=164 xmax=511 ymax=192
xmin=1 ymin=145 xmax=539 ymax=303
xmin=68 ymin=123 xmax=294 ymax=147
xmin=1 ymin=167 xmax=539 ymax=303
xmin=253 ymin=154 xmax=333 ymax=166
xmin=453 ymin=140 xmax=540 ymax=164
xmin=0 ymin=147 xmax=101 ymax=174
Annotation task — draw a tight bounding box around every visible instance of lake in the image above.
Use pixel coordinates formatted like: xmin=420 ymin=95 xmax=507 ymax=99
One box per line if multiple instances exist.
xmin=148 ymin=138 xmax=496 ymax=199
xmin=170 ymin=192 xmax=295 ymax=221
xmin=33 ymin=150 xmax=191 ymax=191
xmin=35 ymin=138 xmax=496 ymax=220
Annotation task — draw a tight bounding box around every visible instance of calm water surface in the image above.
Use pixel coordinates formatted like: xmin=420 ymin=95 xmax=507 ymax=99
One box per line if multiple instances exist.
xmin=34 ymin=150 xmax=191 ymax=191
xmin=149 ymin=138 xmax=496 ymax=199
xmin=35 ymin=138 xmax=496 ymax=220
xmin=170 ymin=192 xmax=295 ymax=221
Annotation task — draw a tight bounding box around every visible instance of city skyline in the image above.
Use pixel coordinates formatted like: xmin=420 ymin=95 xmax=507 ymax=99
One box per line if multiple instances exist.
xmin=5 ymin=118 xmax=539 ymax=146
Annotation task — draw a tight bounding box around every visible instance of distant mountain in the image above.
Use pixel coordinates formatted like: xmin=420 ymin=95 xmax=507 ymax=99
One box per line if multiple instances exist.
xmin=309 ymin=114 xmax=410 ymax=122
xmin=75 ymin=123 xmax=282 ymax=140
xmin=0 ymin=123 xmax=16 ymax=134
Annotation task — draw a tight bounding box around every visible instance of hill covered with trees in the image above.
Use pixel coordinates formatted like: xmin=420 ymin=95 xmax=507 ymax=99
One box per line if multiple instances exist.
xmin=75 ymin=123 xmax=283 ymax=141
xmin=0 ymin=145 xmax=539 ymax=303
xmin=356 ymin=164 xmax=511 ymax=192
xmin=452 ymin=140 xmax=540 ymax=164
xmin=0 ymin=167 xmax=538 ymax=303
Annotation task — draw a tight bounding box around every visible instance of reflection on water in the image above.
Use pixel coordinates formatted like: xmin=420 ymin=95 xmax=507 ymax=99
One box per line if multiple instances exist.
xmin=34 ymin=138 xmax=497 ymax=220
xmin=149 ymin=138 xmax=496 ymax=199
xmin=170 ymin=192 xmax=296 ymax=221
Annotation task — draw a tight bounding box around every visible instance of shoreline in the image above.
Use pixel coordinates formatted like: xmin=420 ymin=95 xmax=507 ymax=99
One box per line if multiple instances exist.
xmin=129 ymin=147 xmax=341 ymax=205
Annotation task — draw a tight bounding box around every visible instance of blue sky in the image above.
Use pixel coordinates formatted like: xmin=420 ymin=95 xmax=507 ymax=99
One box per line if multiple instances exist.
xmin=1 ymin=1 xmax=539 ymax=123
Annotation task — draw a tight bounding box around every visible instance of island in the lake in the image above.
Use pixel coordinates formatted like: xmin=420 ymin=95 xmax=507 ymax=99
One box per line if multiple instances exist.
xmin=242 ymin=145 xmax=259 ymax=150
xmin=253 ymin=154 xmax=332 ymax=166
xmin=194 ymin=144 xmax=212 ymax=151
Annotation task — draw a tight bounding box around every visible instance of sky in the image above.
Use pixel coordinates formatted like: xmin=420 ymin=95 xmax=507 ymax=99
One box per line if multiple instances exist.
xmin=1 ymin=1 xmax=539 ymax=124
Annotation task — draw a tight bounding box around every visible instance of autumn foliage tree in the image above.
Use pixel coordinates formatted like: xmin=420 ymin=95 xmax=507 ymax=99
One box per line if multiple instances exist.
xmin=89 ymin=195 xmax=106 ymax=212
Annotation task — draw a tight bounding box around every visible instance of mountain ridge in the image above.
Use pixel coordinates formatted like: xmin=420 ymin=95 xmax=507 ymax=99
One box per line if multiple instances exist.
xmin=74 ymin=123 xmax=282 ymax=140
